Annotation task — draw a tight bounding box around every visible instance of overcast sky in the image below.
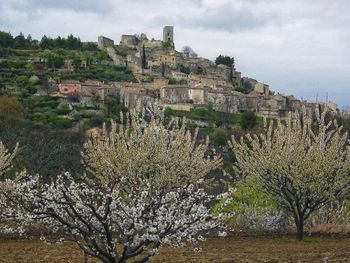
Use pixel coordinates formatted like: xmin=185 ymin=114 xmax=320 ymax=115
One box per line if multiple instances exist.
xmin=1 ymin=0 xmax=349 ymax=107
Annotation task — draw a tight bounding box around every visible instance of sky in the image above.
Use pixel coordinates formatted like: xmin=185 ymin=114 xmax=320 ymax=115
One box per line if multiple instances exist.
xmin=0 ymin=0 xmax=349 ymax=108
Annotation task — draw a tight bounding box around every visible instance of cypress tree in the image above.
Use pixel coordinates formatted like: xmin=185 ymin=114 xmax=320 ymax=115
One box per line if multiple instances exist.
xmin=141 ymin=44 xmax=147 ymax=69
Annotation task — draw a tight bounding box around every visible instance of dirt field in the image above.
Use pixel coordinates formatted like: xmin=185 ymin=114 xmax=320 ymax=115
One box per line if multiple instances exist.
xmin=0 ymin=235 xmax=349 ymax=263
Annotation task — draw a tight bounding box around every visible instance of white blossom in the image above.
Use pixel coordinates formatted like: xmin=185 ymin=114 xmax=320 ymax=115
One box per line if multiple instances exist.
xmin=1 ymin=110 xmax=230 ymax=263
xmin=230 ymin=107 xmax=350 ymax=240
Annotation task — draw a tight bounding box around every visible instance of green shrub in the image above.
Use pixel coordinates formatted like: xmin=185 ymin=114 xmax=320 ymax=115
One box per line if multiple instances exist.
xmin=168 ymin=78 xmax=176 ymax=85
xmin=210 ymin=129 xmax=227 ymax=146
xmin=214 ymin=178 xmax=283 ymax=231
xmin=56 ymin=102 xmax=71 ymax=115
xmin=240 ymin=111 xmax=257 ymax=130
xmin=26 ymin=85 xmax=37 ymax=94
xmin=50 ymin=117 xmax=73 ymax=129
xmin=84 ymin=115 xmax=103 ymax=128
xmin=164 ymin=107 xmax=174 ymax=118
xmin=161 ymin=41 xmax=173 ymax=49
xmin=16 ymin=75 xmax=29 ymax=87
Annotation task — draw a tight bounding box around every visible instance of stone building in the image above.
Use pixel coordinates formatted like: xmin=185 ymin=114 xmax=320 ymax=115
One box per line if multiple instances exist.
xmin=80 ymin=80 xmax=120 ymax=106
xmin=258 ymin=94 xmax=287 ymax=118
xmin=254 ymin=82 xmax=270 ymax=95
xmin=59 ymin=81 xmax=82 ymax=96
xmin=216 ymin=64 xmax=232 ymax=81
xmin=158 ymin=54 xmax=177 ymax=68
xmin=188 ymin=73 xmax=231 ymax=90
xmin=163 ymin=26 xmax=174 ymax=42
xmin=98 ymin=36 xmax=114 ymax=49
xmin=246 ymin=92 xmax=260 ymax=112
xmin=120 ymin=35 xmax=138 ymax=47
xmin=171 ymin=71 xmax=188 ymax=83
xmin=121 ymin=87 xmax=158 ymax=111
xmin=160 ymin=86 xmax=189 ymax=104
xmin=242 ymin=77 xmax=258 ymax=93
xmin=286 ymin=95 xmax=301 ymax=112
xmin=188 ymin=87 xmax=207 ymax=104
xmin=206 ymin=90 xmax=244 ymax=113
xmin=207 ymin=90 xmax=229 ymax=110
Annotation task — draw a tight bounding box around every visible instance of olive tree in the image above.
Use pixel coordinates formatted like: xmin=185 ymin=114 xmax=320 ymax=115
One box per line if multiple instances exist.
xmin=230 ymin=108 xmax=350 ymax=240
xmin=1 ymin=112 xmax=230 ymax=263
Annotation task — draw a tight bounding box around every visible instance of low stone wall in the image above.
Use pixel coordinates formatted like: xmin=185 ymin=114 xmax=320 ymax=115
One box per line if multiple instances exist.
xmin=161 ymin=103 xmax=193 ymax=111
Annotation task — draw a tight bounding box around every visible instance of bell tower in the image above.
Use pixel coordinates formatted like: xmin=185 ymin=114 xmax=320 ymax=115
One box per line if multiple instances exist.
xmin=163 ymin=26 xmax=174 ymax=42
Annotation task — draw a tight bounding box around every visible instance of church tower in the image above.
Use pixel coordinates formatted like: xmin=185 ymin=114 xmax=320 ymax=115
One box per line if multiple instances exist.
xmin=163 ymin=26 xmax=174 ymax=42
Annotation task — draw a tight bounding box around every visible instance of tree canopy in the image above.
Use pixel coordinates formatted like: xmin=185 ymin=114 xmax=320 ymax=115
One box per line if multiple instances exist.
xmin=230 ymin=108 xmax=350 ymax=240
xmin=215 ymin=55 xmax=235 ymax=68
xmin=0 ymin=31 xmax=82 ymax=50
xmin=1 ymin=109 xmax=230 ymax=263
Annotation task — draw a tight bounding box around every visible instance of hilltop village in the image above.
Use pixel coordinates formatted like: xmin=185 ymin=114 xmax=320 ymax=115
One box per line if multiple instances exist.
xmin=0 ymin=26 xmax=340 ymax=133
xmin=55 ymin=26 xmax=338 ymax=119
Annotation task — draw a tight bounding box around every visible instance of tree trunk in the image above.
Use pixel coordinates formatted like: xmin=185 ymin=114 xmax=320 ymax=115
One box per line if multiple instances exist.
xmin=296 ymin=218 xmax=304 ymax=241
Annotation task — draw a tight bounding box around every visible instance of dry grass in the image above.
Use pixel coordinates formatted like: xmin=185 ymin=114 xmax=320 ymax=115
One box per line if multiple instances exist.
xmin=308 ymin=224 xmax=350 ymax=235
xmin=0 ymin=235 xmax=350 ymax=263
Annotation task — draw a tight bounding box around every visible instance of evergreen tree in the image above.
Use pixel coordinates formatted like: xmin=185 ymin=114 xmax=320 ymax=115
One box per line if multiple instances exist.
xmin=26 ymin=34 xmax=32 ymax=48
xmin=215 ymin=55 xmax=235 ymax=68
xmin=13 ymin=32 xmax=26 ymax=49
xmin=40 ymin=35 xmax=54 ymax=49
xmin=0 ymin=31 xmax=14 ymax=48
xmin=141 ymin=44 xmax=147 ymax=69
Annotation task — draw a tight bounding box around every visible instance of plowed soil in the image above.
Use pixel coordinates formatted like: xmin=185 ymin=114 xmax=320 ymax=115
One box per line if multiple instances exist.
xmin=0 ymin=235 xmax=349 ymax=262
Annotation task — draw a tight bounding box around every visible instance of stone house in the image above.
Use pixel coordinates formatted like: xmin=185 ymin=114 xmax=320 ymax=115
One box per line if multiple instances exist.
xmin=158 ymin=54 xmax=178 ymax=68
xmin=80 ymin=80 xmax=104 ymax=106
xmin=171 ymin=71 xmax=188 ymax=83
xmin=246 ymin=92 xmax=260 ymax=112
xmin=160 ymin=86 xmax=190 ymax=104
xmin=188 ymin=73 xmax=229 ymax=90
xmin=254 ymin=82 xmax=270 ymax=95
xmin=188 ymin=87 xmax=207 ymax=104
xmin=258 ymin=94 xmax=287 ymax=118
xmin=59 ymin=81 xmax=82 ymax=96
xmin=121 ymin=88 xmax=158 ymax=111
xmin=79 ymin=80 xmax=121 ymax=106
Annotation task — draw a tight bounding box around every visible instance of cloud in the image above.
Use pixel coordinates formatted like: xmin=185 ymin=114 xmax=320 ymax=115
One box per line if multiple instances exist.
xmin=2 ymin=0 xmax=113 ymax=14
xmin=180 ymin=4 xmax=270 ymax=32
xmin=0 ymin=0 xmax=349 ymax=106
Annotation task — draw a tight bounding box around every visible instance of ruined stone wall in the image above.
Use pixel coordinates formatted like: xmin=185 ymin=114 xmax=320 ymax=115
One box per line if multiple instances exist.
xmin=98 ymin=36 xmax=114 ymax=49
xmin=121 ymin=35 xmax=138 ymax=46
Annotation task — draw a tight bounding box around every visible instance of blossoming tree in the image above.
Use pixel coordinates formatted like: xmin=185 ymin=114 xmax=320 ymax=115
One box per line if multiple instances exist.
xmin=1 ymin=113 xmax=230 ymax=263
xmin=230 ymin=108 xmax=350 ymax=240
xmin=0 ymin=141 xmax=17 ymax=177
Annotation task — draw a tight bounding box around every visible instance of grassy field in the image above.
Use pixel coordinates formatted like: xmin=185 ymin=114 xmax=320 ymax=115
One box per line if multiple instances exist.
xmin=0 ymin=235 xmax=349 ymax=262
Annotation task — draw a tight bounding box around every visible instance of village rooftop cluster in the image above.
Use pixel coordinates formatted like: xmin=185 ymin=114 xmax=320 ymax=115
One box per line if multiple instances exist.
xmin=54 ymin=26 xmax=338 ymax=118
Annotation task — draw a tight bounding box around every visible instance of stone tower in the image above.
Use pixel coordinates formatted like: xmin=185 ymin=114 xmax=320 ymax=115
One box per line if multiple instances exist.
xmin=163 ymin=26 xmax=174 ymax=42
